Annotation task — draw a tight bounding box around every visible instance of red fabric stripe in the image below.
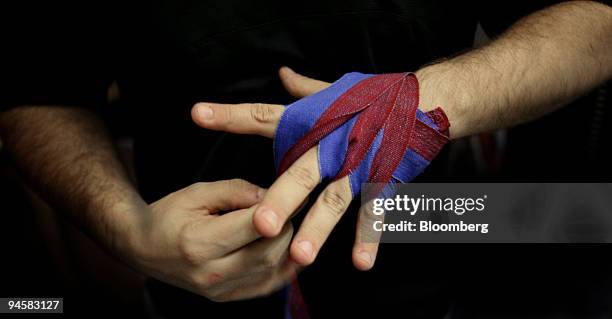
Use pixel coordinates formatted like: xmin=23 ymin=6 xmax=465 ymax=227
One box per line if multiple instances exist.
xmin=277 ymin=73 xmax=404 ymax=176
xmin=289 ymin=279 xmax=310 ymax=319
xmin=426 ymin=107 xmax=450 ymax=136
xmin=279 ymin=73 xmax=450 ymax=181
xmin=368 ymin=74 xmax=420 ymax=183
xmin=335 ymin=76 xmax=403 ymax=178
xmin=409 ymin=115 xmax=449 ymax=161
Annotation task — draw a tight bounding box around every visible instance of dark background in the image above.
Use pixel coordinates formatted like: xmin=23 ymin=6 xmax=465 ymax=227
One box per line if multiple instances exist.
xmin=1 ymin=0 xmax=611 ymax=317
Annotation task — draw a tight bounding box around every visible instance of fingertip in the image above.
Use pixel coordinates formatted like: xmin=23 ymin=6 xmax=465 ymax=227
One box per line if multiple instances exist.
xmin=290 ymin=239 xmax=315 ymax=266
xmin=191 ymin=103 xmax=202 ymax=122
xmin=192 ymin=103 xmax=214 ymax=126
xmin=352 ymin=249 xmax=375 ymax=271
xmin=278 ymin=66 xmax=295 ymax=88
xmin=279 ymin=66 xmax=294 ymax=77
xmin=253 ymin=207 xmax=281 ymax=237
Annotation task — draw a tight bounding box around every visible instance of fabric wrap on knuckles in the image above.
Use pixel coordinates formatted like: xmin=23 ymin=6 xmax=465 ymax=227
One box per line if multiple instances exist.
xmin=274 ymin=72 xmax=450 ymax=197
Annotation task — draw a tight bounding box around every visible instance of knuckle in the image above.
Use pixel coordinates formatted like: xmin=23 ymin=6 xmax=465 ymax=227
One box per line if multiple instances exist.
xmin=287 ymin=165 xmax=317 ymax=190
xmin=261 ymin=251 xmax=283 ymax=269
xmin=190 ymin=272 xmax=210 ymax=289
xmin=226 ymin=178 xmax=254 ymax=192
xmin=193 ymin=270 xmax=223 ymax=290
xmin=179 ymin=239 xmax=204 ymax=266
xmin=364 ymin=203 xmax=384 ymax=222
xmin=219 ymin=105 xmax=234 ymax=126
xmin=358 ymin=205 xmax=385 ymax=243
xmin=250 ymin=103 xmax=275 ymax=123
xmin=303 ymin=222 xmax=327 ymax=241
xmin=321 ymin=187 xmax=348 ymax=217
xmin=187 ymin=182 xmax=208 ymax=193
xmin=362 ymin=207 xmax=382 ymax=225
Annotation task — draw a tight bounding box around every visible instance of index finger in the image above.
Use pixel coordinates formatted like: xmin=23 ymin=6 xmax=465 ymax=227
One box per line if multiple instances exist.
xmin=192 ymin=102 xmax=283 ymax=138
xmin=253 ymin=147 xmax=320 ymax=237
xmin=190 ymin=205 xmax=261 ymax=259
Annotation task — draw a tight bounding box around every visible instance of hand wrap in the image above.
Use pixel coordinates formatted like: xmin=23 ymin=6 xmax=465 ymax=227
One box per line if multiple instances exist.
xmin=274 ymin=72 xmax=450 ymax=196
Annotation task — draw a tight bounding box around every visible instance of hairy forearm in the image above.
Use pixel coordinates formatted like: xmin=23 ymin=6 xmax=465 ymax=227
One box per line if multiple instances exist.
xmin=417 ymin=1 xmax=612 ymax=138
xmin=0 ymin=106 xmax=147 ymax=255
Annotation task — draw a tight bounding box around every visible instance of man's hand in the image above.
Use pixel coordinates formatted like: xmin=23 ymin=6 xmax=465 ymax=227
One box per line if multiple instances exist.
xmin=191 ymin=67 xmax=380 ymax=271
xmin=0 ymin=107 xmax=298 ymax=302
xmin=126 ymin=179 xmax=298 ymax=302
xmin=191 ymin=1 xmax=612 ymax=272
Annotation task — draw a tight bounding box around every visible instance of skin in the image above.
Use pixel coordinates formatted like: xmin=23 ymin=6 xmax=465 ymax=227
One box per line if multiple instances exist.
xmin=192 ymin=1 xmax=612 ymax=271
xmin=142 ymin=180 xmax=298 ymax=302
xmin=0 ymin=106 xmax=299 ymax=302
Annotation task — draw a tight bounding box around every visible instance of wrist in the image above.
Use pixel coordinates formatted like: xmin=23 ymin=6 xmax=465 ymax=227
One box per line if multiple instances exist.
xmin=416 ymin=63 xmax=472 ymax=139
xmin=84 ymin=187 xmax=150 ymax=264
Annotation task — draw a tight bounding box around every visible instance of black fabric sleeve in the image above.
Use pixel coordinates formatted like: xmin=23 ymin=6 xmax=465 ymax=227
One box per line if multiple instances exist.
xmin=2 ymin=0 xmax=114 ymax=111
xmin=477 ymin=0 xmax=563 ymax=38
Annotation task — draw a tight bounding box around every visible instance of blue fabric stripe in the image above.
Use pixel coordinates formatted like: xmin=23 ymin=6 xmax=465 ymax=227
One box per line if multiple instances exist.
xmin=274 ymin=72 xmax=440 ymax=198
xmin=273 ymin=72 xmax=372 ymax=169
xmin=348 ymin=128 xmax=384 ymax=195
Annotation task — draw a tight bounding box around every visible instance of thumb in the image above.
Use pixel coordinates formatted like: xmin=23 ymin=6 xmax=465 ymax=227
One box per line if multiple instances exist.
xmin=178 ymin=179 xmax=264 ymax=214
xmin=279 ymin=66 xmax=331 ymax=98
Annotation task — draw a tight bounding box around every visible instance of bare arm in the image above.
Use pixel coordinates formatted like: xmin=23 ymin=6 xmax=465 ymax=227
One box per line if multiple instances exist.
xmin=0 ymin=106 xmax=298 ymax=301
xmin=417 ymin=0 xmax=612 ymax=138
xmin=0 ymin=106 xmax=144 ymax=256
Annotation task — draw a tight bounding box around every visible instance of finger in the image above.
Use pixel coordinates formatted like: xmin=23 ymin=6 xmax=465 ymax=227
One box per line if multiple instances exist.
xmin=178 ymin=179 xmax=263 ymax=213
xmin=192 ymin=102 xmax=283 ymax=138
xmin=279 ymin=66 xmax=331 ymax=98
xmin=206 ymin=223 xmax=294 ymax=282
xmin=204 ymin=206 xmax=262 ymax=254
xmin=184 ymin=206 xmax=261 ymax=260
xmin=289 ymin=176 xmax=352 ymax=266
xmin=352 ymin=199 xmax=383 ymax=271
xmin=201 ymin=185 xmax=306 ymax=267
xmin=253 ymin=147 xmax=320 ymax=237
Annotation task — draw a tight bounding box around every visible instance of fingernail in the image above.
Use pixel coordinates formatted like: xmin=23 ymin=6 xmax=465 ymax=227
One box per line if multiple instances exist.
xmin=259 ymin=209 xmax=278 ymax=230
xmin=197 ymin=105 xmax=214 ymax=120
xmin=358 ymin=251 xmax=372 ymax=267
xmin=298 ymin=240 xmax=313 ymax=259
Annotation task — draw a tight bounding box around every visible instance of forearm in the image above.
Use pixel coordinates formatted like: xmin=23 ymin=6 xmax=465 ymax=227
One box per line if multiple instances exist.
xmin=0 ymin=106 xmax=148 ymax=255
xmin=417 ymin=1 xmax=612 ymax=139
